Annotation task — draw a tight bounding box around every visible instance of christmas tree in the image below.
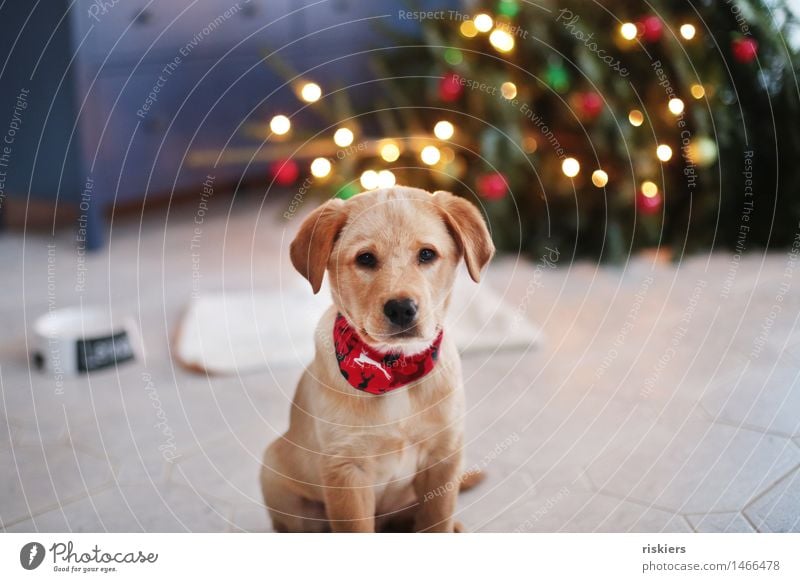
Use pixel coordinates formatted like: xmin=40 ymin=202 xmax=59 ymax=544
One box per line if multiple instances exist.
xmin=251 ymin=0 xmax=800 ymax=261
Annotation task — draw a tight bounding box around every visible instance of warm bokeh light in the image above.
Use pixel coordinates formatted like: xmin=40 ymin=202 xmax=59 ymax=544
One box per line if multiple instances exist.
xmin=360 ymin=170 xmax=379 ymax=190
xmin=380 ymin=142 xmax=400 ymax=162
xmin=690 ymin=84 xmax=706 ymax=99
xmin=628 ymin=109 xmax=644 ymax=127
xmin=489 ymin=29 xmax=515 ymax=52
xmin=591 ymin=169 xmax=608 ymax=187
xmin=620 ymin=22 xmax=638 ymax=40
xmin=641 ymin=181 xmax=659 ymax=197
xmin=474 ymin=13 xmax=493 ymax=32
xmin=668 ymin=98 xmax=685 ymax=115
xmin=420 ymin=145 xmax=441 ymax=165
xmin=501 ymin=82 xmax=517 ymax=99
xmin=656 ymin=144 xmax=673 ymax=162
xmin=333 ymin=127 xmax=354 ymax=147
xmin=300 ymin=82 xmax=322 ymax=103
xmin=433 ymin=120 xmax=455 ymax=140
xmin=687 ymin=138 xmax=718 ymax=166
xmin=679 ymin=24 xmax=696 ymax=40
xmin=377 ymin=169 xmax=396 ymax=188
xmin=459 ymin=20 xmax=478 ymax=38
xmin=522 ymin=136 xmax=538 ymax=153
xmin=310 ymin=157 xmax=331 ymax=178
xmin=269 ymin=115 xmax=291 ymax=135
xmin=562 ymin=157 xmax=580 ymax=178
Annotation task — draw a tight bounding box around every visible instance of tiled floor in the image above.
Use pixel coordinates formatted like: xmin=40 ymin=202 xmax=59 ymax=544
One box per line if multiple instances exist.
xmin=2 ymin=192 xmax=799 ymax=532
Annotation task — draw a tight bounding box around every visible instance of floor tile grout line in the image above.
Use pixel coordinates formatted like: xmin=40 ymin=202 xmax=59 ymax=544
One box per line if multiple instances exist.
xmin=740 ymin=510 xmax=762 ymax=533
xmin=1 ymin=481 xmax=117 ymax=529
xmin=587 ymin=488 xmax=686 ymax=517
xmin=699 ymin=414 xmax=800 ymax=440
xmin=681 ymin=514 xmax=697 ymax=533
xmin=740 ymin=461 xmax=800 ymax=513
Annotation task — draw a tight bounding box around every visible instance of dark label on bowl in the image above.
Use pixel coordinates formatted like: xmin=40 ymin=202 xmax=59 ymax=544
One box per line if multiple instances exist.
xmin=76 ymin=331 xmax=135 ymax=372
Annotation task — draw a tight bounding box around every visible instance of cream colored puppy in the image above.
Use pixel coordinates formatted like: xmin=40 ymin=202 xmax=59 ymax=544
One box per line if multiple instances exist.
xmin=260 ymin=186 xmax=494 ymax=532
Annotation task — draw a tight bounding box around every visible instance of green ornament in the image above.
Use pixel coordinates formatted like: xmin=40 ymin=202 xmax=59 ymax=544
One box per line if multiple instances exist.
xmin=498 ymin=0 xmax=519 ymax=18
xmin=336 ymin=183 xmax=359 ymax=200
xmin=444 ymin=48 xmax=463 ymax=66
xmin=545 ymin=64 xmax=570 ymax=93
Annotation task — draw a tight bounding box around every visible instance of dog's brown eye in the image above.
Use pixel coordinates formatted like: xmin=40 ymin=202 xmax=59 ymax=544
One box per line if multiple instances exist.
xmin=418 ymin=248 xmax=437 ymax=263
xmin=356 ymin=252 xmax=377 ymax=268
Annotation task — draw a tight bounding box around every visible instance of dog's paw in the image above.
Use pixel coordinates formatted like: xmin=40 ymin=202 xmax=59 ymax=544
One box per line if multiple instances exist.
xmin=459 ymin=469 xmax=486 ymax=492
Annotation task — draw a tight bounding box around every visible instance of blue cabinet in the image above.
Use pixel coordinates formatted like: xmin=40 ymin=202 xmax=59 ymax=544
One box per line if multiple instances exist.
xmin=1 ymin=0 xmax=458 ymax=248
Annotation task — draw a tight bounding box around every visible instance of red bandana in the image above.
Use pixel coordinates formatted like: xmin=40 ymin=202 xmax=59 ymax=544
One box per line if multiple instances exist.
xmin=333 ymin=314 xmax=443 ymax=394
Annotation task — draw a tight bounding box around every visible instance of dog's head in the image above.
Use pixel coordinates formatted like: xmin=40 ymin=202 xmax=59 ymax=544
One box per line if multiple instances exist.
xmin=290 ymin=186 xmax=495 ymax=354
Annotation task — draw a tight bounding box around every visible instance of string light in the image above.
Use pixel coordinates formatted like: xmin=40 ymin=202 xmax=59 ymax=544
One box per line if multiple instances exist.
xmin=656 ymin=144 xmax=673 ymax=162
xmin=420 ymin=145 xmax=441 ymax=165
xmin=562 ymin=157 xmax=580 ymax=178
xmin=620 ymin=22 xmax=638 ymax=40
xmin=489 ymin=29 xmax=515 ymax=52
xmin=687 ymin=138 xmax=718 ymax=166
xmin=501 ymin=82 xmax=517 ymax=99
xmin=474 ymin=13 xmax=493 ymax=32
xmin=269 ymin=115 xmax=291 ymax=135
xmin=380 ymin=142 xmax=400 ymax=162
xmin=377 ymin=170 xmax=396 ymax=188
xmin=522 ymin=136 xmax=538 ymax=153
xmin=641 ymin=181 xmax=659 ymax=197
xmin=299 ymin=82 xmax=322 ymax=103
xmin=591 ymin=169 xmax=608 ymax=187
xmin=628 ymin=109 xmax=644 ymax=127
xmin=310 ymin=157 xmax=331 ymax=178
xmin=433 ymin=120 xmax=455 ymax=140
xmin=690 ymin=84 xmax=706 ymax=99
xmin=333 ymin=127 xmax=354 ymax=147
xmin=668 ymin=98 xmax=685 ymax=115
xmin=679 ymin=24 xmax=696 ymax=40
xmin=460 ymin=20 xmax=478 ymax=38
xmin=360 ymin=170 xmax=379 ymax=190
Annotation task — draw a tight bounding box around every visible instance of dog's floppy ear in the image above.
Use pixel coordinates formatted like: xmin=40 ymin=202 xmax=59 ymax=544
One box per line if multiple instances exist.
xmin=433 ymin=191 xmax=495 ymax=282
xmin=290 ymin=198 xmax=347 ymax=293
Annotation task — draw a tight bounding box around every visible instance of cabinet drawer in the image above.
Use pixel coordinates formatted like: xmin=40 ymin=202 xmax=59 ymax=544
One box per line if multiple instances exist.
xmin=86 ymin=57 xmax=303 ymax=203
xmin=73 ymin=0 xmax=296 ymax=65
xmin=295 ymin=0 xmax=461 ymax=57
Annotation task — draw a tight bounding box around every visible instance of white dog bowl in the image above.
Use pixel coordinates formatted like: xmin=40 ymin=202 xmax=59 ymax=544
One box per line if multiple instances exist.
xmin=32 ymin=307 xmax=138 ymax=375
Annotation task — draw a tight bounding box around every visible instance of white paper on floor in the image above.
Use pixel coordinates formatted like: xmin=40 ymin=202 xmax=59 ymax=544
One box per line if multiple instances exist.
xmin=174 ymin=270 xmax=542 ymax=375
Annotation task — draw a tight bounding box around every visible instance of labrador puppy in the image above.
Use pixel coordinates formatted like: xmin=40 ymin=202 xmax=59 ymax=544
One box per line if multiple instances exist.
xmin=260 ymin=186 xmax=494 ymax=532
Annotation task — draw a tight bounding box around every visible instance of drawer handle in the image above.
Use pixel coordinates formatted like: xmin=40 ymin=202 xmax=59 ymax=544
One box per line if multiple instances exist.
xmin=142 ymin=116 xmax=165 ymax=133
xmin=133 ymin=8 xmax=153 ymax=25
xmin=239 ymin=2 xmax=257 ymax=18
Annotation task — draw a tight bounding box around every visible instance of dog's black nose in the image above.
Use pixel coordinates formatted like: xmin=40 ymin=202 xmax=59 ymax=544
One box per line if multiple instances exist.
xmin=383 ymin=298 xmax=418 ymax=328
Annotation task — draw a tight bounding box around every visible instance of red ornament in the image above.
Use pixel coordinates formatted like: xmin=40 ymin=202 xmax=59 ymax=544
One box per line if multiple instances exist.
xmin=637 ymin=191 xmax=662 ymax=215
xmin=638 ymin=16 xmax=663 ymax=42
xmin=270 ymin=159 xmax=299 ymax=186
xmin=477 ymin=172 xmax=508 ymax=200
xmin=439 ymin=72 xmax=463 ymax=102
xmin=731 ymin=37 xmax=758 ymax=63
xmin=579 ymin=91 xmax=603 ymax=119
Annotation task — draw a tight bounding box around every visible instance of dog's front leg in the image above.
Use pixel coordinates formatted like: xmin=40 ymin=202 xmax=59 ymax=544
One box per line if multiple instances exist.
xmin=413 ymin=450 xmax=462 ymax=532
xmin=321 ymin=457 xmax=376 ymax=532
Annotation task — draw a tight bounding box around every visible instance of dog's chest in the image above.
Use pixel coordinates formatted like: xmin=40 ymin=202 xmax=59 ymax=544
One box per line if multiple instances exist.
xmin=369 ymin=395 xmax=442 ymax=511
xmin=372 ymin=436 xmax=419 ymax=512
